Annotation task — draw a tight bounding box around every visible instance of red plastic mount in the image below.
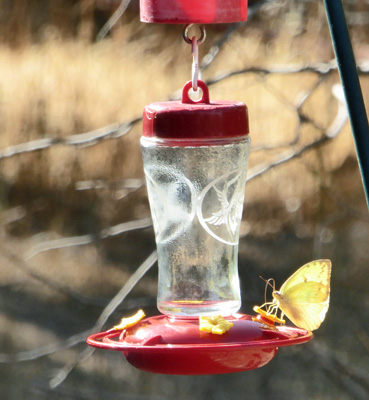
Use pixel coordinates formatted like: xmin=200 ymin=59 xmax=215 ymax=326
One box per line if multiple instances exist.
xmin=181 ymin=80 xmax=210 ymax=104
xmin=140 ymin=0 xmax=248 ymax=24
xmin=87 ymin=314 xmax=313 ymax=375
xmin=142 ymin=80 xmax=249 ymax=141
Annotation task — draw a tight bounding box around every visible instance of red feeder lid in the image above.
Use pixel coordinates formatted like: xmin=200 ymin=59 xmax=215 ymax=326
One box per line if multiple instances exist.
xmin=142 ymin=80 xmax=249 ymax=142
xmin=140 ymin=0 xmax=248 ymax=24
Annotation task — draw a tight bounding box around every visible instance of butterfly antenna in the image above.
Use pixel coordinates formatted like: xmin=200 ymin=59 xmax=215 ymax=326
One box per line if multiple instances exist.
xmin=259 ymin=276 xmax=275 ymax=303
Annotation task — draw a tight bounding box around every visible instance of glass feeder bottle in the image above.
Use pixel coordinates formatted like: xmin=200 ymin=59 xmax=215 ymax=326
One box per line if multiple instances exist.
xmin=141 ymin=81 xmax=250 ymax=317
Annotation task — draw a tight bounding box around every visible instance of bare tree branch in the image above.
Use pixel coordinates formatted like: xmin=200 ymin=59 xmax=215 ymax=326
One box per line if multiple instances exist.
xmin=247 ymin=82 xmax=347 ymax=181
xmin=49 ymin=250 xmax=158 ymax=388
xmin=0 ymin=327 xmax=92 ymax=363
xmin=200 ymin=0 xmax=271 ymax=71
xmin=251 ymin=74 xmax=329 ymax=152
xmin=75 ymin=178 xmax=145 ymax=192
xmin=0 ymin=60 xmax=365 ymax=162
xmin=206 ymin=62 xmax=337 ymax=88
xmin=0 ymin=250 xmax=157 ymax=366
xmin=96 ymin=0 xmax=132 ymax=41
xmin=0 ymin=119 xmax=140 ymax=160
xmin=311 ymin=341 xmax=369 ymax=400
xmin=2 ymin=245 xmax=155 ymax=308
xmin=25 ymin=217 xmax=153 ymax=260
xmin=34 ymin=380 xmax=165 ymax=400
xmin=1 ymin=246 xmax=105 ymax=306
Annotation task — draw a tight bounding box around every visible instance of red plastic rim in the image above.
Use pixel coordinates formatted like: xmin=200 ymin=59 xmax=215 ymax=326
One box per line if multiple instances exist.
xmin=87 ymin=325 xmax=313 ymax=352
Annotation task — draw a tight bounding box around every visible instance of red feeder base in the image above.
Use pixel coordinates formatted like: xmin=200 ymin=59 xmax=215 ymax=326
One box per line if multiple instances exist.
xmin=87 ymin=314 xmax=313 ymax=375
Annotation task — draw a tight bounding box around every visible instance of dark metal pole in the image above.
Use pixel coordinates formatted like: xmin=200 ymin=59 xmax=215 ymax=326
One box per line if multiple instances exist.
xmin=323 ymin=0 xmax=369 ymax=209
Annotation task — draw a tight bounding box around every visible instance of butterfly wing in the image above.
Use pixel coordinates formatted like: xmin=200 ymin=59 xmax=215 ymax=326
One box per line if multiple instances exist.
xmin=275 ymin=260 xmax=331 ymax=331
xmin=279 ymin=259 xmax=331 ymax=294
xmin=277 ymin=281 xmax=330 ymax=330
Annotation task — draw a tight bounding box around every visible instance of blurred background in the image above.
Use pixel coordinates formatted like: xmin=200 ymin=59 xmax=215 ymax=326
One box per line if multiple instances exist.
xmin=0 ymin=0 xmax=369 ymax=399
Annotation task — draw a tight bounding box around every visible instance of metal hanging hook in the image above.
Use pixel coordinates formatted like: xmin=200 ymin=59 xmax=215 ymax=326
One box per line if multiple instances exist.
xmin=191 ymin=36 xmax=199 ymax=91
xmin=183 ymin=24 xmax=206 ymax=92
xmin=182 ymin=24 xmax=206 ymax=45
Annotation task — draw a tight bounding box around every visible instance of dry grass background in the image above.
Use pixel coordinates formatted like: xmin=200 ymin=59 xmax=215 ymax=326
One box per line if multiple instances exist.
xmin=0 ymin=1 xmax=369 ymax=399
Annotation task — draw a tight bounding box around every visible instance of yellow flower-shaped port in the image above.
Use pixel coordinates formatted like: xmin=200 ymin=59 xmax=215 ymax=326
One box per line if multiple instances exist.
xmin=252 ymin=306 xmax=285 ymax=328
xmin=113 ymin=309 xmax=146 ymax=330
xmin=199 ymin=315 xmax=234 ymax=335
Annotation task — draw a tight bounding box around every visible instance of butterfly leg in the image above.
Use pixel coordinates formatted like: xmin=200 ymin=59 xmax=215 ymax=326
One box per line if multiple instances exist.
xmin=258 ymin=302 xmax=273 ymax=315
xmin=253 ymin=300 xmax=286 ymax=326
xmin=259 ymin=300 xmax=284 ymax=320
xmin=265 ymin=300 xmax=279 ymax=316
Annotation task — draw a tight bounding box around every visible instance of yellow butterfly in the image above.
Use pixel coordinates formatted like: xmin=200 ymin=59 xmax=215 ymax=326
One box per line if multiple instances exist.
xmin=257 ymin=259 xmax=332 ymax=331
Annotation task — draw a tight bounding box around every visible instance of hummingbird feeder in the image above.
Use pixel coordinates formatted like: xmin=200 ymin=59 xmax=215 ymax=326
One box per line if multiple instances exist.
xmin=87 ymin=0 xmax=313 ymax=375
